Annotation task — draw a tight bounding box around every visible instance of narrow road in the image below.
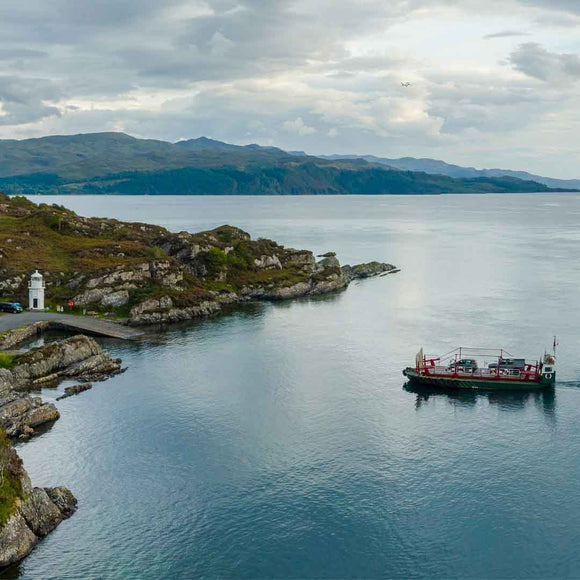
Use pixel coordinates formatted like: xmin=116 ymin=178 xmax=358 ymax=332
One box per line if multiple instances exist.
xmin=0 ymin=312 xmax=144 ymax=340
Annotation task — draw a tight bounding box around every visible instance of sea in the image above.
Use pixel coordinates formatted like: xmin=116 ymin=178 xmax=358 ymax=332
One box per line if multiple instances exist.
xmin=4 ymin=194 xmax=580 ymax=579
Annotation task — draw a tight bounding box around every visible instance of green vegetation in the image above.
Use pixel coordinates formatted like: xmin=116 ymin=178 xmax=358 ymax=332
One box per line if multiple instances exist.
xmin=0 ymin=193 xmax=167 ymax=283
xmin=0 ymin=132 xmax=570 ymax=195
xmin=144 ymin=246 xmax=167 ymax=259
xmin=0 ymin=353 xmax=17 ymax=369
xmin=0 ymin=194 xmax=321 ymax=316
xmin=0 ymin=429 xmax=24 ymax=526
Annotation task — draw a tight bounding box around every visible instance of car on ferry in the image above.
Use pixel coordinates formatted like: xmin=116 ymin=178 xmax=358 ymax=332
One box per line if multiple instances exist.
xmin=446 ymin=358 xmax=478 ymax=372
xmin=488 ymin=358 xmax=525 ymax=370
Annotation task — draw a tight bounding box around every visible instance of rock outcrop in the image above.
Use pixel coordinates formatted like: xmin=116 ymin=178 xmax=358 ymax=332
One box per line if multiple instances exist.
xmin=342 ymin=261 xmax=399 ymax=282
xmin=128 ymin=248 xmax=397 ymax=325
xmin=56 ymin=383 xmax=93 ymax=401
xmin=10 ymin=335 xmax=123 ymax=390
xmin=0 ymin=195 xmax=399 ymax=329
xmin=0 ymin=335 xmax=123 ymax=439
xmin=0 ymin=435 xmax=77 ymax=569
xmin=0 ymin=394 xmax=60 ymax=439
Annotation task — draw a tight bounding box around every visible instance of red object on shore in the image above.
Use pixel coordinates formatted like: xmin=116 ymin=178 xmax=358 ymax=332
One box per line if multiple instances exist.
xmin=68 ymin=300 xmax=74 ymax=309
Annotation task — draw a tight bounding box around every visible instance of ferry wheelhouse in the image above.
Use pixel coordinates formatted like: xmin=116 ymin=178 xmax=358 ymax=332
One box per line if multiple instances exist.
xmin=403 ymin=347 xmax=556 ymax=390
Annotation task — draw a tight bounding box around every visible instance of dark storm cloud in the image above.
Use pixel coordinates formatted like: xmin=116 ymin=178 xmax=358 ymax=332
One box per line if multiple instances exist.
xmin=509 ymin=43 xmax=580 ymax=81
xmin=0 ymin=76 xmax=61 ymax=125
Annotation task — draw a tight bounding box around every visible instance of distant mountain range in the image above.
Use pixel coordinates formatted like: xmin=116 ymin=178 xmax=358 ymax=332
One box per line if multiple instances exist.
xmin=0 ymin=132 xmax=576 ymax=195
xmin=318 ymin=154 xmax=580 ymax=191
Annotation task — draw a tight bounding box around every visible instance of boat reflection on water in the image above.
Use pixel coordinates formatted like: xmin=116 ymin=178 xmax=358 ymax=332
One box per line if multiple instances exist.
xmin=403 ymin=381 xmax=556 ymax=417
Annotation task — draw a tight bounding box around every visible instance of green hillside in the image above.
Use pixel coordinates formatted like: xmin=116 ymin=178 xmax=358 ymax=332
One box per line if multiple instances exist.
xmin=0 ymin=132 xmax=570 ymax=195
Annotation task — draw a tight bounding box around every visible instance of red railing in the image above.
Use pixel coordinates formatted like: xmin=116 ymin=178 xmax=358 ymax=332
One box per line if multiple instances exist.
xmin=415 ymin=347 xmax=541 ymax=382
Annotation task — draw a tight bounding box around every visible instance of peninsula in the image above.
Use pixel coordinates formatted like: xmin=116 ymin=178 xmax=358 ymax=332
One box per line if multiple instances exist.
xmin=0 ymin=192 xmax=398 ymax=568
xmin=0 ymin=193 xmax=398 ymax=325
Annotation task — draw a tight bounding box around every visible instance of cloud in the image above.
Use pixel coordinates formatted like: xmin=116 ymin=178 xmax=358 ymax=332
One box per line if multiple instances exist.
xmin=518 ymin=0 xmax=580 ymax=15
xmin=282 ymin=117 xmax=317 ymax=136
xmin=0 ymin=48 xmax=47 ymax=60
xmin=0 ymin=76 xmax=61 ymax=126
xmin=0 ymin=0 xmax=578 ymax=177
xmin=483 ymin=30 xmax=531 ymax=39
xmin=508 ymin=42 xmax=580 ymax=81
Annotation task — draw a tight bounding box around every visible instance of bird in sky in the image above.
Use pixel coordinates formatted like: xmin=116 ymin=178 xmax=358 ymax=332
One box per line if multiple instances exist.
xmin=401 ymin=82 xmax=411 ymax=87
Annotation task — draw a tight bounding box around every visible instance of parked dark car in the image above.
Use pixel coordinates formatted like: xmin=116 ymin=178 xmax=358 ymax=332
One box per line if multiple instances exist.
xmin=488 ymin=358 xmax=525 ymax=370
xmin=447 ymin=358 xmax=478 ymax=372
xmin=0 ymin=302 xmax=23 ymax=313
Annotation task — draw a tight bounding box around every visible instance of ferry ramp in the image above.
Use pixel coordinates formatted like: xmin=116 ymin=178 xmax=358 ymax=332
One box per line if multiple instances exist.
xmin=0 ymin=312 xmax=144 ymax=340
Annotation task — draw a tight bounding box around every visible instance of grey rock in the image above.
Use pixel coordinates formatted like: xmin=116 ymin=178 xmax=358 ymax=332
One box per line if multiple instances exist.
xmin=44 ymin=487 xmax=78 ymax=518
xmin=286 ymin=249 xmax=316 ymax=269
xmin=23 ymin=404 xmax=60 ymax=429
xmin=0 ymin=482 xmax=76 ymax=568
xmin=101 ymin=290 xmax=130 ymax=307
xmin=0 ymin=369 xmax=15 ymax=398
xmin=0 ymin=395 xmax=60 ymax=439
xmin=72 ymin=287 xmax=114 ymax=306
xmin=11 ymin=335 xmax=120 ymax=387
xmin=56 ymin=382 xmax=93 ymax=400
xmin=342 ymin=261 xmax=398 ymax=282
xmin=269 ymin=282 xmax=313 ymax=299
xmin=315 ymin=255 xmax=342 ymax=271
xmin=0 ymin=335 xmax=123 ymax=439
xmin=254 ymin=255 xmax=282 ymax=270
xmin=19 ymin=488 xmax=63 ymax=537
xmin=129 ymin=300 xmax=224 ymax=326
xmin=0 ymin=513 xmax=37 ymax=568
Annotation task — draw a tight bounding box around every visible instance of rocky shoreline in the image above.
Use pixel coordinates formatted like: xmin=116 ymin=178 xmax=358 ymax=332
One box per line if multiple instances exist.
xmin=0 ymin=334 xmax=123 ymax=441
xmin=0 ymin=195 xmax=399 ymax=328
xmin=0 ymin=194 xmax=400 ymax=569
xmin=0 ymin=258 xmax=398 ymax=568
xmin=0 ymin=331 xmax=124 ymax=568
xmin=126 ymin=258 xmax=399 ymax=325
xmin=0 ymin=438 xmax=77 ymax=568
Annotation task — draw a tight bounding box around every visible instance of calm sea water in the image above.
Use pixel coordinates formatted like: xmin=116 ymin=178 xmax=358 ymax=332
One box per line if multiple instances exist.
xmin=5 ymin=194 xmax=580 ymax=579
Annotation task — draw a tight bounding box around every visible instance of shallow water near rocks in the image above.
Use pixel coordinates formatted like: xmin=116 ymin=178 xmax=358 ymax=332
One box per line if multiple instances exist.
xmin=6 ymin=194 xmax=580 ymax=579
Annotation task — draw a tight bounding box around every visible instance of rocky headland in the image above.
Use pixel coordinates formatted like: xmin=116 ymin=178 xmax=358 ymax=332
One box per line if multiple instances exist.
xmin=0 ymin=193 xmax=398 ymax=568
xmin=0 ymin=430 xmax=77 ymax=568
xmin=0 ymin=330 xmax=123 ymax=568
xmin=0 ymin=194 xmax=398 ymax=327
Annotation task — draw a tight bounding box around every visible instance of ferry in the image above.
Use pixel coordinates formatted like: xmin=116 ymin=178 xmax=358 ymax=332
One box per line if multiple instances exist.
xmin=403 ymin=344 xmax=556 ymax=391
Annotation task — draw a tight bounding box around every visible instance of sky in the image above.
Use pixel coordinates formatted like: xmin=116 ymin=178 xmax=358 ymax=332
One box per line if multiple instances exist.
xmin=0 ymin=0 xmax=579 ymax=178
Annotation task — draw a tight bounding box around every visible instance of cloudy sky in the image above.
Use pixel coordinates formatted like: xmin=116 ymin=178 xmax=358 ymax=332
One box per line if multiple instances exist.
xmin=0 ymin=1 xmax=579 ymax=178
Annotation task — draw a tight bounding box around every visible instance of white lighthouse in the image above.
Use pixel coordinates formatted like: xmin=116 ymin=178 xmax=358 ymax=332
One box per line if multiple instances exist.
xmin=28 ymin=270 xmax=45 ymax=310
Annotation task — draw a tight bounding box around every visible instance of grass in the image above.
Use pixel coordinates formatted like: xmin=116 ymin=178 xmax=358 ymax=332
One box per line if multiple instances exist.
xmin=0 ymin=430 xmax=24 ymax=526
xmin=0 ymin=353 xmax=17 ymax=369
xmin=0 ymin=193 xmax=320 ymax=315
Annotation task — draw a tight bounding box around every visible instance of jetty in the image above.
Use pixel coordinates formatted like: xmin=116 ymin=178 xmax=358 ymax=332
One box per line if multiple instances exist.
xmin=0 ymin=312 xmax=143 ymax=340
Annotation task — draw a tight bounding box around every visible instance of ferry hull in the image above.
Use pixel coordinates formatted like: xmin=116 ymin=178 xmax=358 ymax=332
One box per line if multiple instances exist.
xmin=403 ymin=368 xmax=554 ymax=391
